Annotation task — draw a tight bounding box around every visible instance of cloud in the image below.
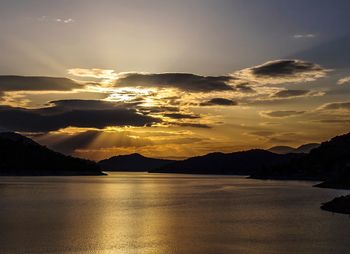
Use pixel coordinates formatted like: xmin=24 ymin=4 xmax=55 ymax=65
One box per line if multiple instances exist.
xmin=0 ymin=76 xmax=81 ymax=92
xmin=200 ymin=98 xmax=238 ymax=106
xmin=234 ymin=83 xmax=256 ymax=93
xmin=163 ymin=113 xmax=200 ymax=119
xmin=268 ymin=132 xmax=306 ymax=143
xmin=69 ymin=60 xmax=327 ymax=94
xmin=260 ymin=110 xmax=305 ymax=118
xmin=337 ymin=76 xmax=350 ymax=85
xmin=175 ymin=123 xmax=211 ymax=129
xmin=293 ymin=34 xmax=316 ymax=39
xmin=68 ymin=68 xmax=117 ymax=79
xmin=234 ymin=59 xmax=329 ymax=85
xmin=114 ymin=73 xmax=234 ymax=92
xmin=55 ymin=18 xmax=74 ymax=24
xmin=135 ymin=106 xmax=180 ymax=115
xmin=37 ymin=16 xmax=75 ymax=24
xmin=319 ymin=101 xmax=350 ymax=111
xmin=272 ymin=89 xmax=310 ymax=98
xmin=48 ymin=99 xmax=126 ymax=110
xmin=248 ymin=131 xmax=275 ymax=137
xmin=317 ymin=119 xmax=350 ymax=124
xmin=0 ymin=100 xmax=160 ymax=132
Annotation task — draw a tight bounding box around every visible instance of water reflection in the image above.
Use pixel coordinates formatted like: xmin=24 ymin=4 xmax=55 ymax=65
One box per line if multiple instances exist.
xmin=0 ymin=174 xmax=349 ymax=254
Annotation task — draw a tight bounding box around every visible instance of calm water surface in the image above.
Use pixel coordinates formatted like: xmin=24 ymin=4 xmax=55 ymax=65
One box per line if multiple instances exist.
xmin=0 ymin=173 xmax=349 ymax=254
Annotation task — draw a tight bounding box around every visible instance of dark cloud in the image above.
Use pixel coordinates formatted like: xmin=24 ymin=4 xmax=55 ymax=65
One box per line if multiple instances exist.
xmin=235 ymin=59 xmax=328 ymax=84
xmin=261 ymin=110 xmax=305 ymax=118
xmin=176 ymin=123 xmax=211 ymax=128
xmin=0 ymin=76 xmax=81 ymax=92
xmin=317 ymin=119 xmax=350 ymax=124
xmin=0 ymin=100 xmax=160 ymax=132
xmin=235 ymin=83 xmax=256 ymax=93
xmin=251 ymin=60 xmax=323 ymax=77
xmin=272 ymin=89 xmax=310 ymax=98
xmin=114 ymin=73 xmax=234 ymax=92
xmin=200 ymin=98 xmax=238 ymax=106
xmin=320 ymin=101 xmax=350 ymax=111
xmin=163 ymin=113 xmax=200 ymax=119
xmin=48 ymin=99 xmax=128 ymax=110
xmin=138 ymin=106 xmax=179 ymax=114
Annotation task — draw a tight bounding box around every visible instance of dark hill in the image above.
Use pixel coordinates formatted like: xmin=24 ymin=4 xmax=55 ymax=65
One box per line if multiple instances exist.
xmin=252 ymin=132 xmax=350 ymax=184
xmin=315 ymin=169 xmax=350 ymax=190
xmin=268 ymin=143 xmax=319 ymax=154
xmin=150 ymin=149 xmax=302 ymax=175
xmin=321 ymin=195 xmax=350 ymax=215
xmin=268 ymin=146 xmax=295 ymax=154
xmin=98 ymin=153 xmax=175 ymax=172
xmin=0 ymin=132 xmax=103 ymax=176
xmin=294 ymin=143 xmax=320 ymax=153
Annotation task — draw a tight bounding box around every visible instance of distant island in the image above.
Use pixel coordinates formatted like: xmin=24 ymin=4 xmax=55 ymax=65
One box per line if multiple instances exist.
xmin=0 ymin=132 xmax=104 ymax=176
xmin=98 ymin=153 xmax=175 ymax=172
xmin=149 ymin=149 xmax=302 ymax=175
xmin=321 ymin=195 xmax=350 ymax=215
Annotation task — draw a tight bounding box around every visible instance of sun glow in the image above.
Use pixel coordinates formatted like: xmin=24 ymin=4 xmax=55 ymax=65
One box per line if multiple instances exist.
xmin=106 ymin=87 xmax=158 ymax=102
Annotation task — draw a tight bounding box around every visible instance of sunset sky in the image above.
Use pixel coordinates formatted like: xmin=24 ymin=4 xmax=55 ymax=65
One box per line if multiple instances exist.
xmin=1 ymin=0 xmax=350 ymax=160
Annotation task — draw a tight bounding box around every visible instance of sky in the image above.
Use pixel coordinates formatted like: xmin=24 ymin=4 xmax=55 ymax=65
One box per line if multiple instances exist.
xmin=1 ymin=0 xmax=350 ymax=160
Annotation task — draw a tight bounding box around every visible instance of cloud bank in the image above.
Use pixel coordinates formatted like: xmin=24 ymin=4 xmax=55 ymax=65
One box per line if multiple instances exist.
xmin=234 ymin=59 xmax=329 ymax=85
xmin=260 ymin=110 xmax=305 ymax=118
xmin=272 ymin=89 xmax=310 ymax=98
xmin=0 ymin=100 xmax=160 ymax=132
xmin=319 ymin=101 xmax=350 ymax=111
xmin=114 ymin=73 xmax=234 ymax=92
xmin=0 ymin=76 xmax=81 ymax=92
xmin=337 ymin=76 xmax=350 ymax=85
xmin=200 ymin=98 xmax=238 ymax=106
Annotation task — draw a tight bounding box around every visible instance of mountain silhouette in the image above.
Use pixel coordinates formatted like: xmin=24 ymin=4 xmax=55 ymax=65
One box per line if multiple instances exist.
xmin=0 ymin=132 xmax=103 ymax=176
xmin=98 ymin=153 xmax=175 ymax=172
xmin=321 ymin=195 xmax=350 ymax=215
xmin=150 ymin=149 xmax=302 ymax=175
xmin=252 ymin=132 xmax=350 ymax=185
xmin=315 ymin=169 xmax=350 ymax=190
xmin=268 ymin=143 xmax=319 ymax=154
xmin=268 ymin=146 xmax=295 ymax=154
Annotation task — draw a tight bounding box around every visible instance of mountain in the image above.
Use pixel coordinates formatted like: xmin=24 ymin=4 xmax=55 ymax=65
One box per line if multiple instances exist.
xmin=294 ymin=143 xmax=320 ymax=153
xmin=98 ymin=153 xmax=175 ymax=172
xmin=252 ymin=132 xmax=350 ymax=184
xmin=150 ymin=149 xmax=303 ymax=175
xmin=0 ymin=132 xmax=103 ymax=176
xmin=315 ymin=169 xmax=350 ymax=190
xmin=268 ymin=143 xmax=319 ymax=154
xmin=321 ymin=195 xmax=350 ymax=215
xmin=268 ymin=146 xmax=295 ymax=154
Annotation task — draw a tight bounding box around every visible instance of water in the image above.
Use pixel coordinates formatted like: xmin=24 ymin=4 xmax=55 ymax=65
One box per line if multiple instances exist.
xmin=0 ymin=173 xmax=349 ymax=254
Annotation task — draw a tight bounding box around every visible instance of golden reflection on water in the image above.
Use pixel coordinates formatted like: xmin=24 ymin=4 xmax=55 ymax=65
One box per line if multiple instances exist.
xmin=0 ymin=174 xmax=349 ymax=254
xmin=95 ymin=176 xmax=173 ymax=253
